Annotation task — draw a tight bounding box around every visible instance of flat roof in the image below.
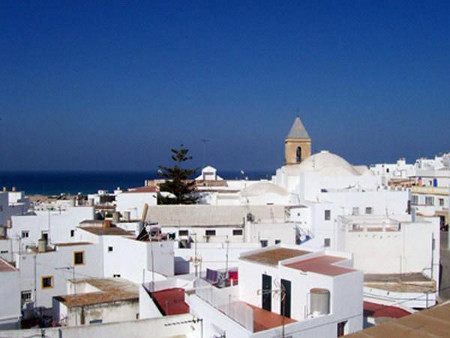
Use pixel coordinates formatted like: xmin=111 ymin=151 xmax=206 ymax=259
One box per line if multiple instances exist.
xmin=54 ymin=278 xmax=138 ymax=308
xmin=240 ymin=248 xmax=310 ymax=266
xmin=245 ymin=302 xmax=297 ymax=332
xmin=0 ymin=258 xmax=17 ymax=272
xmin=285 ymin=255 xmax=355 ymax=276
xmin=151 ymin=288 xmax=190 ymax=315
xmin=55 ymin=242 xmax=93 ymax=247
xmin=364 ymin=273 xmax=436 ymax=293
xmin=79 ymin=226 xmax=133 ymax=236
xmin=347 ymin=302 xmax=450 ymax=337
xmin=123 ymin=186 xmax=158 ymax=193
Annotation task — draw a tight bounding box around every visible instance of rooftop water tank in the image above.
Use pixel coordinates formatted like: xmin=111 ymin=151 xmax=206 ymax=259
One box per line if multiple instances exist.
xmin=310 ymin=288 xmax=330 ymax=316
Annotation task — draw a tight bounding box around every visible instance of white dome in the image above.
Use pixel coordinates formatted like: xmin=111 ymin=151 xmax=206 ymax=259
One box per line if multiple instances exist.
xmin=285 ymin=151 xmax=360 ymax=177
xmin=241 ymin=182 xmax=289 ymax=197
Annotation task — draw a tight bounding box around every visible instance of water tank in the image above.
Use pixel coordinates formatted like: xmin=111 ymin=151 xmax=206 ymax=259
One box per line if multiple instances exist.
xmin=38 ymin=237 xmax=47 ymax=253
xmin=310 ymin=288 xmax=330 ymax=315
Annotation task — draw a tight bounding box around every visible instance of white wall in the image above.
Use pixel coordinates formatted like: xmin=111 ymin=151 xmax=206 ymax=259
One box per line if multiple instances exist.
xmin=16 ymin=243 xmax=103 ymax=308
xmin=0 ymin=264 xmax=21 ymax=330
xmin=115 ymin=192 xmax=157 ymax=219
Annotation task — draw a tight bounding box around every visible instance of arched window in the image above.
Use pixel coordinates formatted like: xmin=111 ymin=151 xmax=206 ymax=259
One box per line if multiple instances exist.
xmin=296 ymin=147 xmax=302 ymax=163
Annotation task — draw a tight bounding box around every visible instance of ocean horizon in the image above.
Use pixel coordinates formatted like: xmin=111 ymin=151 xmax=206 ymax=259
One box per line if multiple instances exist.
xmin=0 ymin=170 xmax=274 ymax=196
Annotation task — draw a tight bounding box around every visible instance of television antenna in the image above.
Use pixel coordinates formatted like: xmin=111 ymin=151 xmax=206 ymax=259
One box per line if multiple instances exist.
xmin=256 ymin=279 xmax=287 ymax=338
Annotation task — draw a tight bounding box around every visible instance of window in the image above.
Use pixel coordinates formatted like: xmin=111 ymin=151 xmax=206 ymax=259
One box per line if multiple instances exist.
xmin=73 ymin=251 xmax=85 ymax=265
xmin=425 ymin=196 xmax=434 ymax=206
xmin=439 ymin=198 xmax=445 ymax=206
xmin=365 ymin=207 xmax=373 ymax=215
xmin=337 ymin=321 xmax=348 ymax=336
xmin=113 ymin=274 xmax=121 ymax=278
xmin=70 ymin=230 xmax=75 ymax=237
xmin=233 ymin=229 xmax=243 ymax=236
xmin=275 ymin=239 xmax=281 ymax=244
xmin=352 ymin=207 xmax=359 ymax=216
xmin=324 ymin=238 xmax=330 ymax=247
xmin=260 ymin=240 xmax=268 ymax=247
xmin=89 ymin=319 xmax=103 ymax=324
xmin=324 ymin=210 xmax=331 ymax=221
xmin=108 ymin=246 xmax=113 ymax=252
xmin=411 ymin=195 xmax=419 ymax=205
xmin=205 ymin=230 xmax=216 ymax=236
xmin=0 ymin=250 xmax=8 ymax=254
xmin=41 ymin=276 xmax=53 ymax=289
xmin=178 ymin=230 xmax=189 ymax=237
xmin=21 ymin=231 xmax=29 ymax=238
xmin=296 ymin=147 xmax=302 ymax=163
xmin=21 ymin=290 xmax=32 ymax=302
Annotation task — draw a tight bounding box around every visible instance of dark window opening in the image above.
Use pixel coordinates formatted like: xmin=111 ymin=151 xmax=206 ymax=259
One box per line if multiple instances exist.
xmin=233 ymin=229 xmax=243 ymax=236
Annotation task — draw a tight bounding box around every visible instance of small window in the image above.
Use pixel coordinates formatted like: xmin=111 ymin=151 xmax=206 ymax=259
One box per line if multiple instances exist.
xmin=233 ymin=229 xmax=243 ymax=236
xmin=324 ymin=210 xmax=331 ymax=221
xmin=21 ymin=231 xmax=29 ymax=238
xmin=108 ymin=246 xmax=113 ymax=252
xmin=324 ymin=238 xmax=331 ymax=247
xmin=41 ymin=276 xmax=53 ymax=289
xmin=178 ymin=230 xmax=189 ymax=237
xmin=113 ymin=274 xmax=121 ymax=278
xmin=439 ymin=198 xmax=445 ymax=206
xmin=260 ymin=240 xmax=268 ymax=247
xmin=425 ymin=196 xmax=434 ymax=206
xmin=205 ymin=230 xmax=216 ymax=236
xmin=352 ymin=207 xmax=359 ymax=216
xmin=365 ymin=207 xmax=373 ymax=215
xmin=70 ymin=230 xmax=75 ymax=237
xmin=21 ymin=290 xmax=32 ymax=302
xmin=89 ymin=319 xmax=103 ymax=324
xmin=275 ymin=239 xmax=281 ymax=244
xmin=0 ymin=250 xmax=8 ymax=254
xmin=73 ymin=251 xmax=85 ymax=265
xmin=411 ymin=195 xmax=418 ymax=205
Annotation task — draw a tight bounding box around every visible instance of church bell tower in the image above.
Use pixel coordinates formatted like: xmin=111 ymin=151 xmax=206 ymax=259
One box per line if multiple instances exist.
xmin=285 ymin=116 xmax=311 ymax=165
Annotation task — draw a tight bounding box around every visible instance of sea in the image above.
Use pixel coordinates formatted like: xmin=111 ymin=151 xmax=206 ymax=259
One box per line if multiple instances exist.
xmin=0 ymin=171 xmax=274 ymax=196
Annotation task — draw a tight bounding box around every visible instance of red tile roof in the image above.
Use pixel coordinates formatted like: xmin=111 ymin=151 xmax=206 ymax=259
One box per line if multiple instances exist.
xmin=152 ymin=288 xmax=189 ymax=315
xmin=285 ymin=255 xmax=355 ymax=276
xmin=363 ymin=301 xmax=412 ymax=319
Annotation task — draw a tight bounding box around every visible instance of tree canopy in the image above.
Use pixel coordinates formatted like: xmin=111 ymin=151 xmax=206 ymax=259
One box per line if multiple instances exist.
xmin=157 ymin=145 xmax=198 ymax=204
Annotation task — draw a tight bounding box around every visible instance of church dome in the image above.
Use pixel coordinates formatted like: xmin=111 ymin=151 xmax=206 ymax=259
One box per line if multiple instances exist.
xmin=285 ymin=150 xmax=360 ymax=177
xmin=241 ymin=182 xmax=289 ymax=197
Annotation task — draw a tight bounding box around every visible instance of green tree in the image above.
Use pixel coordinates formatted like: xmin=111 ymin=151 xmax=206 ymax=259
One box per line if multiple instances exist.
xmin=157 ymin=145 xmax=199 ymax=204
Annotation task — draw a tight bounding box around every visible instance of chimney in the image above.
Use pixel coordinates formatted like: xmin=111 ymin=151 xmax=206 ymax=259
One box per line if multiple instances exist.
xmin=2 ymin=187 xmax=6 ymax=192
xmin=12 ymin=187 xmax=16 ymax=192
xmin=38 ymin=236 xmax=47 ymax=253
xmin=103 ymin=220 xmax=112 ymax=228
xmin=112 ymin=212 xmax=120 ymax=223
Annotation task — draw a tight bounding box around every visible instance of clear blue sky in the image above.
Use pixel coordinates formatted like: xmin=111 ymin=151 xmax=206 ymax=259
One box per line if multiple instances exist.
xmin=1 ymin=1 xmax=449 ymax=171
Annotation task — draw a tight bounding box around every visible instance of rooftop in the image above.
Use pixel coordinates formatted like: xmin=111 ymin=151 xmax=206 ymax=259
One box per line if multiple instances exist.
xmin=245 ymin=302 xmax=297 ymax=332
xmin=151 ymin=288 xmax=190 ymax=316
xmin=285 ymin=255 xmax=355 ymax=276
xmin=80 ymin=226 xmax=133 ymax=236
xmin=123 ymin=186 xmax=158 ymax=194
xmin=240 ymin=248 xmax=310 ymax=266
xmin=54 ymin=278 xmax=138 ymax=308
xmin=347 ymin=302 xmax=450 ymax=337
xmin=0 ymin=258 xmax=17 ymax=272
xmin=55 ymin=242 xmax=93 ymax=247
xmin=364 ymin=273 xmax=436 ymax=293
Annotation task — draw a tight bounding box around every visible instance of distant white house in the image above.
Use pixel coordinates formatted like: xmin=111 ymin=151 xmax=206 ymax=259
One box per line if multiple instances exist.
xmin=0 ymin=258 xmax=21 ymax=330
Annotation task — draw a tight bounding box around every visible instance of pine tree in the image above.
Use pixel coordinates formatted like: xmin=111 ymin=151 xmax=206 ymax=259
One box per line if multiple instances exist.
xmin=157 ymin=145 xmax=198 ymax=204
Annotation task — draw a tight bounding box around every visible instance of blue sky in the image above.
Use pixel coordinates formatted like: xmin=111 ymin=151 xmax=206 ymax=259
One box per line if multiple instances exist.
xmin=1 ymin=1 xmax=449 ymax=171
